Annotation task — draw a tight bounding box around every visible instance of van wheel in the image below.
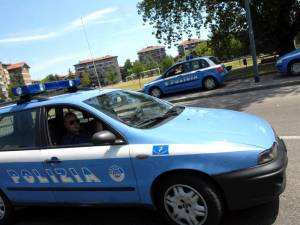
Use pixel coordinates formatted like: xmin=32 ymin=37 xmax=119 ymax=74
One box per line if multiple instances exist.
xmin=150 ymin=87 xmax=162 ymax=98
xmin=203 ymin=77 xmax=217 ymax=90
xmin=155 ymin=174 xmax=224 ymax=225
xmin=0 ymin=192 xmax=13 ymax=225
xmin=288 ymin=60 xmax=300 ymax=75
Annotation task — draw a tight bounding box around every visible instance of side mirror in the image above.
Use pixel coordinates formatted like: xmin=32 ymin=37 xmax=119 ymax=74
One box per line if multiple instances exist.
xmin=92 ymin=131 xmax=116 ymax=145
xmin=226 ymin=66 xmax=232 ymax=71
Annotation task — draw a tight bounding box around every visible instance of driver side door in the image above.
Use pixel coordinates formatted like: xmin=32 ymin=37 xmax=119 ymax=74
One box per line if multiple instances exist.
xmin=163 ymin=62 xmax=191 ymax=93
xmin=40 ymin=105 xmax=139 ymax=204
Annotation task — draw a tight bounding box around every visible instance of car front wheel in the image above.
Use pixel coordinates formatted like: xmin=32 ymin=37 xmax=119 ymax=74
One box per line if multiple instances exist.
xmin=289 ymin=60 xmax=300 ymax=75
xmin=150 ymin=87 xmax=162 ymax=98
xmin=155 ymin=174 xmax=224 ymax=225
xmin=0 ymin=192 xmax=13 ymax=225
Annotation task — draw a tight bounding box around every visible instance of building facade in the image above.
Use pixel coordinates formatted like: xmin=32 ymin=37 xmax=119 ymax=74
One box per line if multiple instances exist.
xmin=178 ymin=38 xmax=201 ymax=56
xmin=0 ymin=63 xmax=11 ymax=98
xmin=6 ymin=62 xmax=32 ymax=85
xmin=138 ymin=45 xmax=166 ymax=62
xmin=74 ymin=55 xmax=121 ymax=86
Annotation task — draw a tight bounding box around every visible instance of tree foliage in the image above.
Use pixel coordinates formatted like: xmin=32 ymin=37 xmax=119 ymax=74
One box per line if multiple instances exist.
xmin=80 ymin=71 xmax=91 ymax=87
xmin=41 ymin=74 xmax=60 ymax=83
xmin=124 ymin=59 xmax=133 ymax=73
xmin=138 ymin=0 xmax=300 ymax=56
xmin=160 ymin=56 xmax=175 ymax=72
xmin=104 ymin=69 xmax=118 ymax=85
xmin=192 ymin=42 xmax=214 ymax=57
xmin=67 ymin=68 xmax=76 ymax=79
xmin=0 ymin=90 xmax=5 ymax=102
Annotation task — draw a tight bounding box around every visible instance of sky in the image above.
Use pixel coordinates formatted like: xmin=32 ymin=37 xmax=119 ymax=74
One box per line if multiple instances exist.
xmin=0 ymin=0 xmax=209 ymax=80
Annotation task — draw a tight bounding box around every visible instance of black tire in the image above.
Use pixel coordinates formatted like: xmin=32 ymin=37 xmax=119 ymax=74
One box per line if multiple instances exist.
xmin=288 ymin=60 xmax=300 ymax=75
xmin=0 ymin=192 xmax=13 ymax=225
xmin=203 ymin=77 xmax=218 ymax=90
xmin=150 ymin=87 xmax=162 ymax=98
xmin=154 ymin=174 xmax=223 ymax=225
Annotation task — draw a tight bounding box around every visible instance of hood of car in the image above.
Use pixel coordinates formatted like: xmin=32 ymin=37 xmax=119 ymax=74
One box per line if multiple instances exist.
xmin=138 ymin=107 xmax=275 ymax=150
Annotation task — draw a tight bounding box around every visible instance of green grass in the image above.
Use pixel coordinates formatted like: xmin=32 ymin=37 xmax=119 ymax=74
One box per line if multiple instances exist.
xmin=227 ymin=63 xmax=276 ymax=81
xmin=104 ymin=76 xmax=158 ymax=91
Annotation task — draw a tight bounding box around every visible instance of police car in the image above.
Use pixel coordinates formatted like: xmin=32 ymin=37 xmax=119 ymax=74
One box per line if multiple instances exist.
xmin=0 ymin=80 xmax=287 ymax=225
xmin=276 ymin=49 xmax=300 ymax=75
xmin=143 ymin=56 xmax=229 ymax=98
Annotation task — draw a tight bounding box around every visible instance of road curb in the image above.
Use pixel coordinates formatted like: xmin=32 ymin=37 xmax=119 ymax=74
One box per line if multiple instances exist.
xmin=168 ymin=80 xmax=300 ymax=104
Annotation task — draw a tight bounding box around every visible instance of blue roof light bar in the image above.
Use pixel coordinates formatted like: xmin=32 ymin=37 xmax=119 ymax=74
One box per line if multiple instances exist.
xmin=12 ymin=79 xmax=81 ymax=97
xmin=12 ymin=83 xmax=45 ymax=97
xmin=44 ymin=79 xmax=80 ymax=91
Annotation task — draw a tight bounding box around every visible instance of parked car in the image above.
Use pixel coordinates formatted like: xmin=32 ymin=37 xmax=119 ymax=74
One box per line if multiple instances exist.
xmin=143 ymin=56 xmax=229 ymax=98
xmin=0 ymin=80 xmax=287 ymax=225
xmin=276 ymin=49 xmax=300 ymax=75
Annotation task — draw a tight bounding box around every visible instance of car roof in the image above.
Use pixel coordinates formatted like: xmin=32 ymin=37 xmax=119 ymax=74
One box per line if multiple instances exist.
xmin=175 ymin=56 xmax=213 ymax=65
xmin=0 ymin=89 xmax=117 ymax=115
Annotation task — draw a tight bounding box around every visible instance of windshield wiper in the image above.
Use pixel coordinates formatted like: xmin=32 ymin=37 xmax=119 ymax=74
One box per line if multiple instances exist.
xmin=135 ymin=106 xmax=185 ymax=128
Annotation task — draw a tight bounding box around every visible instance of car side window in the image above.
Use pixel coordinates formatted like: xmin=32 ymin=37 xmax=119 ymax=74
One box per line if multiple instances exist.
xmin=0 ymin=109 xmax=39 ymax=150
xmin=191 ymin=60 xmax=210 ymax=71
xmin=46 ymin=106 xmax=123 ymax=147
xmin=166 ymin=63 xmax=190 ymax=78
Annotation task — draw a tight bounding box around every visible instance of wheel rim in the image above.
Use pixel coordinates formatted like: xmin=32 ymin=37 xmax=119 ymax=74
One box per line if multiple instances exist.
xmin=151 ymin=88 xmax=161 ymax=97
xmin=164 ymin=184 xmax=208 ymax=225
xmin=204 ymin=78 xmax=216 ymax=90
xmin=291 ymin=63 xmax=300 ymax=75
xmin=0 ymin=196 xmax=6 ymax=220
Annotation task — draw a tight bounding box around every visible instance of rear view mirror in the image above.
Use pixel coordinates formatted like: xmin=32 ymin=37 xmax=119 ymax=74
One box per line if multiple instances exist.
xmin=92 ymin=131 xmax=116 ymax=145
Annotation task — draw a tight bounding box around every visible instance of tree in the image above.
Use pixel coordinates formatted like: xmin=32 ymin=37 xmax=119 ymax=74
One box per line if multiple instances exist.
xmin=131 ymin=61 xmax=146 ymax=76
xmin=0 ymin=90 xmax=5 ymax=103
xmin=104 ymin=69 xmax=118 ymax=85
xmin=160 ymin=56 xmax=175 ymax=72
xmin=208 ymin=35 xmax=245 ymax=60
xmin=124 ymin=59 xmax=133 ymax=74
xmin=67 ymin=68 xmax=76 ymax=79
xmin=137 ymin=0 xmax=300 ymax=56
xmin=7 ymin=82 xmax=22 ymax=99
xmin=41 ymin=74 xmax=59 ymax=83
xmin=193 ymin=42 xmax=214 ymax=57
xmin=296 ymin=33 xmax=300 ymax=48
xmin=80 ymin=71 xmax=91 ymax=87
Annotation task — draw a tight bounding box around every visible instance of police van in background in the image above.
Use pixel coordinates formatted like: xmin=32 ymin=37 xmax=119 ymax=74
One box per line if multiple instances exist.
xmin=0 ymin=80 xmax=287 ymax=225
xmin=143 ymin=56 xmax=230 ymax=98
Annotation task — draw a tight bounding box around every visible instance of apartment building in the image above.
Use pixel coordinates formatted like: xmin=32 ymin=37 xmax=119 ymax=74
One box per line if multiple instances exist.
xmin=138 ymin=45 xmax=166 ymax=62
xmin=178 ymin=38 xmax=202 ymax=56
xmin=74 ymin=55 xmax=121 ymax=86
xmin=0 ymin=63 xmax=10 ymax=98
xmin=6 ymin=62 xmax=32 ymax=85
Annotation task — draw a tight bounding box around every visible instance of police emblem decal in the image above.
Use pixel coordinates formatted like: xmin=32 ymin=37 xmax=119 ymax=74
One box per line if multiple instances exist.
xmin=152 ymin=145 xmax=169 ymax=155
xmin=108 ymin=165 xmax=125 ymax=182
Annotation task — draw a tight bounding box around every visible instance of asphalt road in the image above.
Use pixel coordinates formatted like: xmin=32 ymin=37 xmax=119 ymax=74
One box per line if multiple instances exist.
xmin=15 ymin=85 xmax=300 ymax=225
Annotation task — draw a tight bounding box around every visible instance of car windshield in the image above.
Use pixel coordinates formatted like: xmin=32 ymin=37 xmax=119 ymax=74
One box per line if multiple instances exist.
xmin=84 ymin=90 xmax=184 ymax=129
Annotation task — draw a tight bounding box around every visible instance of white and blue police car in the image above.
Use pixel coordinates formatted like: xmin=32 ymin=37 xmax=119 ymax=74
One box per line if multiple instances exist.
xmin=0 ymin=79 xmax=287 ymax=225
xmin=143 ymin=56 xmax=229 ymax=98
xmin=276 ymin=49 xmax=300 ymax=75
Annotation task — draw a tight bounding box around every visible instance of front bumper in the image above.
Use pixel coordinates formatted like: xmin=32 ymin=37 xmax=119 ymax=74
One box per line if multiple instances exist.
xmin=213 ymin=139 xmax=288 ymax=211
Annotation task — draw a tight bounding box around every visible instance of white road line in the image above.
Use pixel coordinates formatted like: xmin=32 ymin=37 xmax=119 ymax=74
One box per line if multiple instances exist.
xmin=280 ymin=136 xmax=300 ymax=140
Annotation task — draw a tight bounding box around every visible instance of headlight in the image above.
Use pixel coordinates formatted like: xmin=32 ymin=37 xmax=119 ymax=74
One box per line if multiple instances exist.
xmin=257 ymin=143 xmax=278 ymax=165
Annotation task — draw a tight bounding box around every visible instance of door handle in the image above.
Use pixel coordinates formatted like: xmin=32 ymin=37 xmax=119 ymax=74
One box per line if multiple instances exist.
xmin=136 ymin=154 xmax=150 ymax=160
xmin=44 ymin=157 xmax=62 ymax=164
